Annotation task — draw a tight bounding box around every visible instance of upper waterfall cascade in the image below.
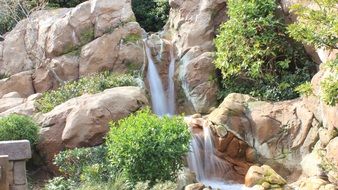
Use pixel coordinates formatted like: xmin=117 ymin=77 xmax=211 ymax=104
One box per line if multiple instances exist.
xmin=144 ymin=38 xmax=176 ymax=116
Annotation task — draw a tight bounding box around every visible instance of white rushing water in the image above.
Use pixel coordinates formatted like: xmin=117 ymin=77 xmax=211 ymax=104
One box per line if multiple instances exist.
xmin=144 ymin=39 xmax=168 ymax=116
xmin=144 ymin=38 xmax=176 ymax=116
xmin=167 ymin=44 xmax=176 ymax=115
xmin=187 ymin=121 xmax=250 ymax=190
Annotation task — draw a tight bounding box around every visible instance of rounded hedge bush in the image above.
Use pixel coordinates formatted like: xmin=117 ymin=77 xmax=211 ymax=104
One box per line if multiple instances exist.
xmin=0 ymin=114 xmax=39 ymax=145
xmin=106 ymin=108 xmax=191 ymax=185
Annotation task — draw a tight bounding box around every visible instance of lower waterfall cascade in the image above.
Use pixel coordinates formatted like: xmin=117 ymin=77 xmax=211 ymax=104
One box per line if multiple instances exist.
xmin=187 ymin=120 xmax=251 ymax=190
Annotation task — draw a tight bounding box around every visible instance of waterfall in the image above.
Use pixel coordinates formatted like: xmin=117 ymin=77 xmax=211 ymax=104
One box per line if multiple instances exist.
xmin=167 ymin=45 xmax=176 ymax=115
xmin=144 ymin=39 xmax=168 ymax=116
xmin=144 ymin=38 xmax=176 ymax=116
xmin=187 ymin=123 xmax=250 ymax=190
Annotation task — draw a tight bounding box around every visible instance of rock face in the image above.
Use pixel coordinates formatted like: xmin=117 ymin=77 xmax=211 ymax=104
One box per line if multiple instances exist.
xmin=162 ymin=0 xmax=227 ymax=114
xmin=207 ymin=63 xmax=337 ymax=188
xmin=0 ymin=0 xmax=145 ymax=94
xmin=36 ymin=86 xmax=148 ymax=173
xmin=208 ymin=92 xmax=335 ymax=180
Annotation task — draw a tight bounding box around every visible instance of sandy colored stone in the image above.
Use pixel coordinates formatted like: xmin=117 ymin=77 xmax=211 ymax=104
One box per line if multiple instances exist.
xmin=0 ymin=71 xmax=34 ymax=98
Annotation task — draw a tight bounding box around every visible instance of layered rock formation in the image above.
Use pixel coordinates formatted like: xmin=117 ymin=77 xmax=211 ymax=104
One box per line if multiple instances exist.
xmin=0 ymin=0 xmax=145 ymax=95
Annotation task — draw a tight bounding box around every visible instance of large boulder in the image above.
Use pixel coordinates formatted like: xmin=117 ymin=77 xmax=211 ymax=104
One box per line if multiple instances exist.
xmin=36 ymin=86 xmax=148 ymax=172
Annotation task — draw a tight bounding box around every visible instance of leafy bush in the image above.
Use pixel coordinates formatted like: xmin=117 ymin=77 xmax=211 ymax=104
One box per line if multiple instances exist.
xmin=287 ymin=0 xmax=337 ymax=106
xmin=53 ymin=146 xmax=112 ymax=183
xmin=321 ymin=75 xmax=338 ymax=106
xmin=36 ymin=72 xmax=138 ymax=113
xmin=76 ymin=174 xmax=131 ymax=190
xmin=214 ymin=0 xmax=315 ymax=101
xmin=295 ymin=82 xmax=313 ymax=97
xmin=45 ymin=177 xmax=77 ymax=190
xmin=131 ymin=0 xmax=170 ymax=32
xmin=287 ymin=0 xmax=338 ymax=49
xmin=106 ymin=108 xmax=191 ymax=185
xmin=0 ymin=114 xmax=39 ymax=145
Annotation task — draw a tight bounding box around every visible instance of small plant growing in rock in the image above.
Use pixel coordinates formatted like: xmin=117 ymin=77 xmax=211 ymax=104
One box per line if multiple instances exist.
xmin=0 ymin=72 xmax=10 ymax=79
xmin=295 ymin=82 xmax=313 ymax=97
xmin=0 ymin=114 xmax=39 ymax=145
xmin=106 ymin=108 xmax=191 ymax=186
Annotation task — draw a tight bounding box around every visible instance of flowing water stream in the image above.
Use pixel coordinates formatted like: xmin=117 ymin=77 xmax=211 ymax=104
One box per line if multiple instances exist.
xmin=144 ymin=38 xmax=175 ymax=116
xmin=144 ymin=39 xmax=168 ymax=116
xmin=144 ymin=38 xmax=249 ymax=189
xmin=187 ymin=123 xmax=250 ymax=190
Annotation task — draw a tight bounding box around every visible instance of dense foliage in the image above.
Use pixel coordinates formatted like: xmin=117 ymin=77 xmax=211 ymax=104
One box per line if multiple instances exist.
xmin=214 ymin=0 xmax=315 ymax=101
xmin=288 ymin=0 xmax=338 ymax=106
xmin=287 ymin=0 xmax=338 ymax=49
xmin=36 ymin=72 xmax=138 ymax=113
xmin=131 ymin=0 xmax=170 ymax=32
xmin=106 ymin=108 xmax=191 ymax=185
xmin=320 ymin=60 xmax=338 ymax=106
xmin=54 ymin=146 xmax=110 ymax=181
xmin=0 ymin=114 xmax=39 ymax=145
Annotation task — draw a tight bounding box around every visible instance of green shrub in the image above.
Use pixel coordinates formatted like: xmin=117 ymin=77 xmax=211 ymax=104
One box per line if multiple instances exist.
xmin=321 ymin=76 xmax=338 ymax=106
xmin=295 ymin=82 xmax=313 ymax=97
xmin=36 ymin=72 xmax=138 ymax=113
xmin=287 ymin=0 xmax=338 ymax=49
xmin=77 ymin=174 xmax=131 ymax=190
xmin=106 ymin=108 xmax=191 ymax=185
xmin=287 ymin=0 xmax=337 ymax=106
xmin=214 ymin=0 xmax=315 ymax=101
xmin=44 ymin=177 xmax=77 ymax=190
xmin=0 ymin=114 xmax=39 ymax=145
xmin=131 ymin=0 xmax=170 ymax=32
xmin=53 ymin=146 xmax=112 ymax=182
